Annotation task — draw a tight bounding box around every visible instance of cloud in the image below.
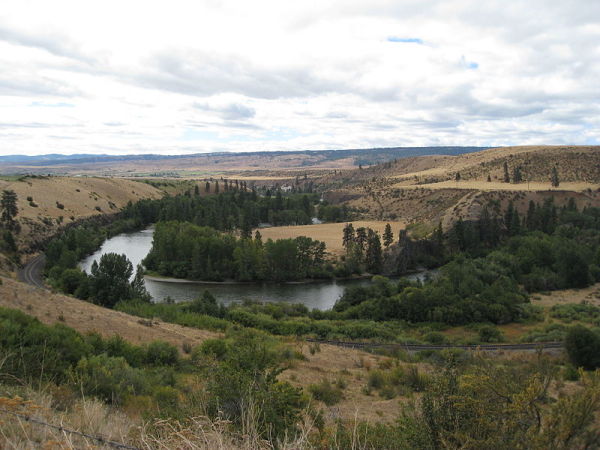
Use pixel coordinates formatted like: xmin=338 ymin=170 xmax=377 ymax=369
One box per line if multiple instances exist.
xmin=193 ymin=102 xmax=256 ymax=120
xmin=0 ymin=0 xmax=598 ymax=155
xmin=0 ymin=24 xmax=92 ymax=63
xmin=387 ymin=37 xmax=423 ymax=44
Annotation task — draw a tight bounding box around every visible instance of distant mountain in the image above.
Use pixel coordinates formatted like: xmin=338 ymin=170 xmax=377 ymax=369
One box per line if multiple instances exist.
xmin=0 ymin=147 xmax=487 ymax=168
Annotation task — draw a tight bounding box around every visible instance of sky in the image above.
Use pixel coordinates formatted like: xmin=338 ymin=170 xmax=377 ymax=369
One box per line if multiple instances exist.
xmin=1 ymin=0 xmax=599 ymax=156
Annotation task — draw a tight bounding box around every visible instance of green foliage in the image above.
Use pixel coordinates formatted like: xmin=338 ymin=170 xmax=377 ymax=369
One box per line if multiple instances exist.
xmin=72 ymin=354 xmax=149 ymax=404
xmin=145 ymin=220 xmax=330 ymax=282
xmin=89 ymin=253 xmax=134 ymax=307
xmin=0 ymin=189 xmax=18 ymax=229
xmin=477 ymin=325 xmax=504 ymax=343
xmin=144 ymin=341 xmax=179 ymax=366
xmin=308 ymin=380 xmax=344 ymax=405
xmin=565 ymin=325 xmax=600 ymax=370
xmin=203 ymin=329 xmax=307 ymax=440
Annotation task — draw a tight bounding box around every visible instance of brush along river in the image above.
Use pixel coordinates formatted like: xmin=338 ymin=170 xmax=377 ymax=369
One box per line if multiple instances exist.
xmin=79 ymin=227 xmax=432 ymax=310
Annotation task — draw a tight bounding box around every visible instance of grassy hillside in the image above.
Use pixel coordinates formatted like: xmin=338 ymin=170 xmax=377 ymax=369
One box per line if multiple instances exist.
xmin=0 ymin=175 xmax=162 ymax=253
xmin=319 ymin=145 xmax=600 ymax=227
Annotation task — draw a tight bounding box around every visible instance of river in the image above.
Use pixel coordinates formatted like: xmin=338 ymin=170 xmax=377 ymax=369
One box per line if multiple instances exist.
xmin=79 ymin=228 xmax=432 ymax=310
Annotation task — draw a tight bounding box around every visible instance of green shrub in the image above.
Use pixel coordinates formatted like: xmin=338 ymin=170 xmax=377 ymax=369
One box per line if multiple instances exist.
xmin=308 ymin=380 xmax=343 ymax=405
xmin=73 ymin=354 xmax=148 ymax=404
xmin=565 ymin=325 xmax=600 ymax=370
xmin=478 ymin=325 xmax=504 ymax=343
xmin=144 ymin=341 xmax=179 ymax=366
xmin=195 ymin=338 xmax=229 ymax=361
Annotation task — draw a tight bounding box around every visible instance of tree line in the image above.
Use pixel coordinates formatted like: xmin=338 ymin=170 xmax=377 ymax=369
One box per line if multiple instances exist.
xmin=144 ymin=221 xmax=330 ymax=282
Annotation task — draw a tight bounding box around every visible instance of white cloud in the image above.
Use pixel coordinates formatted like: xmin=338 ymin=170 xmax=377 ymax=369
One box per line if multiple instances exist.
xmin=0 ymin=0 xmax=598 ymax=155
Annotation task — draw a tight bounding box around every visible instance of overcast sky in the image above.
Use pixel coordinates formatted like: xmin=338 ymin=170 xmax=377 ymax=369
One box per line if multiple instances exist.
xmin=1 ymin=0 xmax=599 ymax=155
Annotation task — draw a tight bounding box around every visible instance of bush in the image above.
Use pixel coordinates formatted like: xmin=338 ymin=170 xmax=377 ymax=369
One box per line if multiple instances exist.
xmin=565 ymin=325 xmax=600 ymax=370
xmin=308 ymin=380 xmax=343 ymax=405
xmin=73 ymin=354 xmax=148 ymax=404
xmin=193 ymin=338 xmax=229 ymax=362
xmin=144 ymin=341 xmax=179 ymax=366
xmin=478 ymin=325 xmax=504 ymax=343
xmin=424 ymin=332 xmax=447 ymax=345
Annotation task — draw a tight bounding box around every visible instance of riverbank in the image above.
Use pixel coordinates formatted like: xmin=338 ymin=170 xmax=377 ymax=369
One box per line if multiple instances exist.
xmin=144 ymin=272 xmax=377 ymax=286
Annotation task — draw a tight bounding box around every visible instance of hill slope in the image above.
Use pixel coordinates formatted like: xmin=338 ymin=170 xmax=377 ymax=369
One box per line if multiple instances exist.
xmin=0 ymin=176 xmax=162 ymax=253
xmin=320 ymin=146 xmax=600 ymax=226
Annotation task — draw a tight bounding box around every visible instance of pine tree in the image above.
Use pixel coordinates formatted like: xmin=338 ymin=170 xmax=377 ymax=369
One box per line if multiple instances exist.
xmin=455 ymin=172 xmax=461 ymax=182
xmin=487 ymin=174 xmax=492 ymax=182
xmin=365 ymin=229 xmax=383 ymax=273
xmin=215 ymin=181 xmax=220 ymax=194
xmin=342 ymin=223 xmax=355 ymax=250
xmin=194 ymin=184 xmax=200 ymax=196
xmin=512 ymin=166 xmax=522 ymax=183
xmin=131 ymin=264 xmax=151 ymax=302
xmin=205 ymin=181 xmax=210 ymax=193
xmin=355 ymin=227 xmax=368 ymax=253
xmin=503 ymin=161 xmax=510 ymax=183
xmin=383 ymin=223 xmax=393 ymax=248
xmin=254 ymin=230 xmax=262 ymax=245
xmin=1 ymin=190 xmax=18 ymax=230
xmin=551 ymin=166 xmax=560 ymax=187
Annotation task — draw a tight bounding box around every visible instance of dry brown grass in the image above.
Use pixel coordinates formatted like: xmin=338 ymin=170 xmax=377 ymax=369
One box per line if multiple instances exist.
xmin=0 ymin=387 xmax=135 ymax=449
xmin=531 ymin=283 xmax=600 ymax=308
xmin=0 ymin=276 xmax=405 ymax=423
xmin=0 ymin=277 xmax=219 ymax=350
xmin=0 ymin=176 xmax=161 ymax=222
xmin=258 ymin=221 xmax=406 ymax=255
xmin=0 ymin=176 xmax=162 ymax=251
xmin=393 ymin=180 xmax=599 ymax=192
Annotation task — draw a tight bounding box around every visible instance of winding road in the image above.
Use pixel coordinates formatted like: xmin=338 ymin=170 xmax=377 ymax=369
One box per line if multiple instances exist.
xmin=16 ymin=253 xmax=564 ymax=352
xmin=17 ymin=254 xmax=46 ymax=289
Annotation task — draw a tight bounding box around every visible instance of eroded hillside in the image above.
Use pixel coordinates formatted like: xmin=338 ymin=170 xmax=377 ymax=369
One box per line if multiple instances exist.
xmin=320 ymin=145 xmax=600 ymax=228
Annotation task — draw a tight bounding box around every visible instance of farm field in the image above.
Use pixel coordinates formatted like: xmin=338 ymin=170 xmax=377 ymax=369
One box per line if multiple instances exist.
xmin=258 ymin=220 xmax=406 ymax=255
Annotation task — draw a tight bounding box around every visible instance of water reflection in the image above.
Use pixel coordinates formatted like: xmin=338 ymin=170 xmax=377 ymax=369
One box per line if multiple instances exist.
xmin=79 ymin=228 xmax=430 ymax=310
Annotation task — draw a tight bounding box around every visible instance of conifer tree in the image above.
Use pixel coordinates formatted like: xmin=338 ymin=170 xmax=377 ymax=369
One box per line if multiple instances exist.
xmin=513 ymin=166 xmax=523 ymax=183
xmin=355 ymin=227 xmax=368 ymax=253
xmin=383 ymin=223 xmax=393 ymax=248
xmin=503 ymin=161 xmax=510 ymax=183
xmin=551 ymin=166 xmax=560 ymax=187
xmin=342 ymin=223 xmax=355 ymax=250
xmin=365 ymin=229 xmax=383 ymax=273
xmin=1 ymin=190 xmax=18 ymax=230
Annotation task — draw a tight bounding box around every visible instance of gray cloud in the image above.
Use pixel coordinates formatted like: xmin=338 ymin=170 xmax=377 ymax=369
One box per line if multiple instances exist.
xmin=0 ymin=24 xmax=93 ymax=63
xmin=137 ymin=51 xmax=346 ymax=99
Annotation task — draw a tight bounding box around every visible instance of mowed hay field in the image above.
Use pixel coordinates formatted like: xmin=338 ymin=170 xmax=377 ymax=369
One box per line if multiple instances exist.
xmin=258 ymin=221 xmax=406 ymax=255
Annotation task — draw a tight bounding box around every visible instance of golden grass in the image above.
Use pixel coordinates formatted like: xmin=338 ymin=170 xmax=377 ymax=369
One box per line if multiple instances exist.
xmin=0 ymin=176 xmax=162 ymax=222
xmin=0 ymin=276 xmax=219 ymax=350
xmin=258 ymin=221 xmax=406 ymax=255
xmin=394 ymin=180 xmax=599 ymax=192
xmin=531 ymin=283 xmax=600 ymax=308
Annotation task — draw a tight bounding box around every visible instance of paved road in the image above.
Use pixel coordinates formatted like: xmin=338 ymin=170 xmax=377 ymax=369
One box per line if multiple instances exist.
xmin=17 ymin=254 xmax=46 ymax=289
xmin=307 ymin=338 xmax=563 ymax=352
